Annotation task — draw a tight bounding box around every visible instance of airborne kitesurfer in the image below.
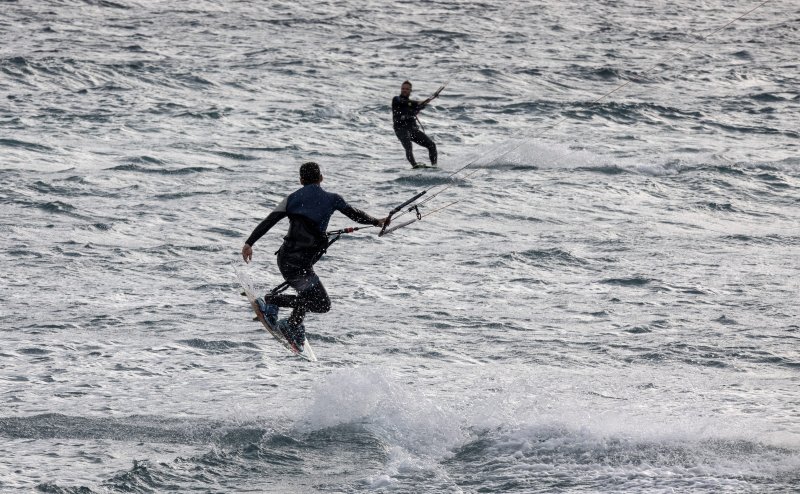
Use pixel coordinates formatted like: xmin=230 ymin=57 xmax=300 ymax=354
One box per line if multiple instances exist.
xmin=392 ymin=80 xmax=438 ymax=168
xmin=241 ymin=162 xmax=388 ymax=348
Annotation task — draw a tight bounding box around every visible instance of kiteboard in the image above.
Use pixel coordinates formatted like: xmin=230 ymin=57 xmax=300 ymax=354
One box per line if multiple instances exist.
xmin=235 ymin=266 xmax=317 ymax=362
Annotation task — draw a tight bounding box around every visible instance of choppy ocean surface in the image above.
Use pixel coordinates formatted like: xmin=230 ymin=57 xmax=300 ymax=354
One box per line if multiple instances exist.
xmin=2 ymin=1 xmax=799 ymax=492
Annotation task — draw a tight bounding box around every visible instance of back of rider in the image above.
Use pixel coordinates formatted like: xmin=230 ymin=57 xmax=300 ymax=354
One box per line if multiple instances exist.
xmin=245 ymin=183 xmax=379 ymax=270
xmin=277 ymin=184 xmax=347 ymax=268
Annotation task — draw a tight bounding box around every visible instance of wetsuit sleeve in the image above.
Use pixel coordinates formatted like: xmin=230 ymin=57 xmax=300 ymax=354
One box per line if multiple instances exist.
xmin=333 ymin=194 xmax=381 ymax=226
xmin=245 ymin=197 xmax=288 ymax=246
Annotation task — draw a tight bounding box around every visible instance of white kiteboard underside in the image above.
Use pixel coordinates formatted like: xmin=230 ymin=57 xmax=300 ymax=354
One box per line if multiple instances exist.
xmin=235 ymin=265 xmax=317 ymax=362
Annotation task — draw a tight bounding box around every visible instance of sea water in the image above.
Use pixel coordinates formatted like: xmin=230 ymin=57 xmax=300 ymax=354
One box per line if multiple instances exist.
xmin=1 ymin=1 xmax=798 ymax=492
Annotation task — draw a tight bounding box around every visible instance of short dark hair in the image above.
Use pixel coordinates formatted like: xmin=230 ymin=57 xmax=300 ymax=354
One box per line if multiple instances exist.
xmin=401 ymin=80 xmax=412 ymax=87
xmin=300 ymin=161 xmax=322 ymax=185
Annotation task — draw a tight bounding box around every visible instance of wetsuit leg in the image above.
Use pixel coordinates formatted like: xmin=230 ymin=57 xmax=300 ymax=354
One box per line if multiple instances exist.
xmin=287 ymin=281 xmax=330 ymax=327
xmin=394 ymin=128 xmax=416 ymax=166
xmin=268 ymin=263 xmax=331 ymax=327
xmin=410 ymin=129 xmax=437 ymax=165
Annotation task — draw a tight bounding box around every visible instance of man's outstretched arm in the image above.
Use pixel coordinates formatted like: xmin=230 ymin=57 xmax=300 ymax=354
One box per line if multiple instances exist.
xmin=339 ymin=202 xmax=389 ymax=228
xmin=241 ymin=198 xmax=288 ymax=263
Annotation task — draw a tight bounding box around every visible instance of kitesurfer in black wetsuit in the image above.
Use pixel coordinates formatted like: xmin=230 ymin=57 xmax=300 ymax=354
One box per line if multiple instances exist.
xmin=241 ymin=162 xmax=388 ymax=349
xmin=392 ymin=80 xmax=437 ymax=168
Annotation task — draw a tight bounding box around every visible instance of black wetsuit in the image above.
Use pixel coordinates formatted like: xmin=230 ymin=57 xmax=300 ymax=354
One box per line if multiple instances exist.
xmin=245 ymin=184 xmax=380 ymax=329
xmin=392 ymin=95 xmax=437 ymax=167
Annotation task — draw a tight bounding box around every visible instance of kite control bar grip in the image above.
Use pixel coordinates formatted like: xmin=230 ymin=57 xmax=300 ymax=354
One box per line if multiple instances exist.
xmin=379 ymin=190 xmax=427 ymax=237
xmin=391 ymin=190 xmax=426 ymax=215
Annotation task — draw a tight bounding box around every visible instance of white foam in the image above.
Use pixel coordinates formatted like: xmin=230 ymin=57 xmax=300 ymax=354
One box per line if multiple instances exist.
xmin=299 ymin=364 xmax=800 ymax=490
xmin=300 ymin=366 xmax=466 ymax=457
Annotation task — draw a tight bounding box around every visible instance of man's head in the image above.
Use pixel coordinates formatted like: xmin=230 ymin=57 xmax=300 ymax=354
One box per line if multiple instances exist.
xmin=300 ymin=161 xmax=323 ymax=185
xmin=400 ymin=80 xmax=412 ymax=98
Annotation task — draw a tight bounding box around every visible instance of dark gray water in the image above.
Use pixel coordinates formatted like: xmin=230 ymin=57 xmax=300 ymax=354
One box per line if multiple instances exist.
xmin=2 ymin=1 xmax=799 ymax=492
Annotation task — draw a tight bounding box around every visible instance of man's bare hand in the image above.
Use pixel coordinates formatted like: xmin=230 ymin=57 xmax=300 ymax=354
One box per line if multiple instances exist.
xmin=377 ymin=216 xmax=391 ymax=227
xmin=241 ymin=244 xmax=253 ymax=263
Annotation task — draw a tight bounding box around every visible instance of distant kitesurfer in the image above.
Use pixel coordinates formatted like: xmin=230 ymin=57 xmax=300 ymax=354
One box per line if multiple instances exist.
xmin=392 ymin=80 xmax=438 ymax=169
xmin=241 ymin=162 xmax=388 ymax=348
